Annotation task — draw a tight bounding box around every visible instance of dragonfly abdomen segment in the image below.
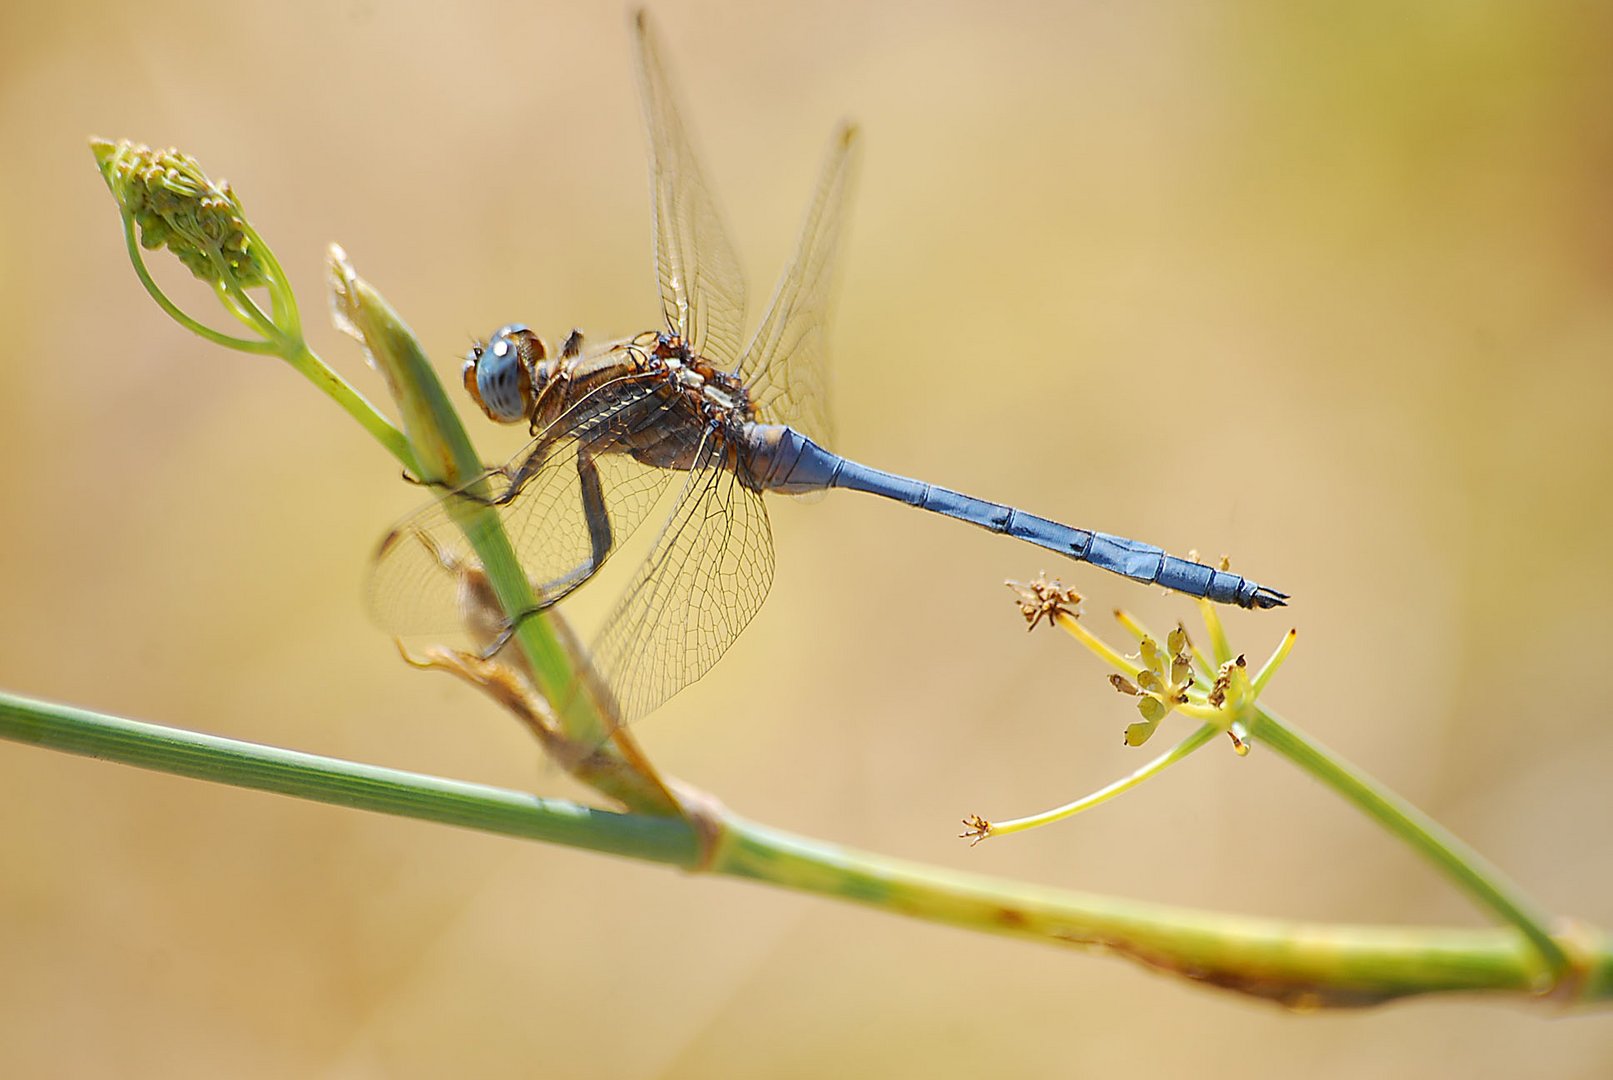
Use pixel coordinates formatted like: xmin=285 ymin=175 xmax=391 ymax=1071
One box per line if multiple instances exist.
xmin=745 ymin=423 xmax=1286 ymax=609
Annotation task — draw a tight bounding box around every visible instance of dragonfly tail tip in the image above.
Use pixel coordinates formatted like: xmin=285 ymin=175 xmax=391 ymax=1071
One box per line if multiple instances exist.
xmin=1248 ymin=585 xmax=1290 ymax=609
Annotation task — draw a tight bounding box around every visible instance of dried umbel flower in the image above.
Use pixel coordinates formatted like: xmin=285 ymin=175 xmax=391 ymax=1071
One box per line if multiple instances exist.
xmin=978 ymin=575 xmax=1295 ymax=839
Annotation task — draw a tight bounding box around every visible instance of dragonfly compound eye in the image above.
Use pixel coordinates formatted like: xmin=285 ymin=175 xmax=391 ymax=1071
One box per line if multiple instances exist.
xmin=464 ymin=324 xmax=544 ymax=423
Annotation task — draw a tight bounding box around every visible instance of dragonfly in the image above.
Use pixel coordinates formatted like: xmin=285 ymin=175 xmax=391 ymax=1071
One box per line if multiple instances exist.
xmin=370 ymin=12 xmax=1287 ymax=727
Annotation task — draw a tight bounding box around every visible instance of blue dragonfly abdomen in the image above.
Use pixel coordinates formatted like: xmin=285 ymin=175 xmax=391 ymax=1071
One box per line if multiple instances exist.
xmin=743 ymin=422 xmax=1285 ymax=609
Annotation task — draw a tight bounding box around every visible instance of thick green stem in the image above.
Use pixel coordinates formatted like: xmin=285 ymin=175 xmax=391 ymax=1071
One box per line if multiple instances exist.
xmin=326 ymin=254 xmax=632 ymax=777
xmin=1251 ymin=707 xmax=1570 ymax=982
xmin=0 ymin=691 xmax=694 ymax=866
xmin=3 ymin=689 xmax=1605 ymax=1008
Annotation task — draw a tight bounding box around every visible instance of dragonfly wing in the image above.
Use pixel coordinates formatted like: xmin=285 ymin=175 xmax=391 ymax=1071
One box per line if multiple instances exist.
xmin=367 ymin=381 xmax=686 ymax=642
xmin=735 ymin=124 xmax=859 ymax=447
xmin=633 ymin=11 xmax=748 ymax=370
xmin=590 ymin=432 xmax=775 ymax=728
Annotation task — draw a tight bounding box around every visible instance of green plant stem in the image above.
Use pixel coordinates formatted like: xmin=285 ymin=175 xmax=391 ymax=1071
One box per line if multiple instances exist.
xmin=327 ymin=265 xmax=572 ymax=699
xmin=324 ymin=256 xmax=671 ymax=822
xmin=119 ymin=216 xmax=274 ymax=353
xmin=328 ymin=259 xmax=606 ymax=738
xmin=3 ymin=689 xmax=1606 ymax=1008
xmin=246 ymin=219 xmax=302 ymax=340
xmin=213 ymin=272 xmax=279 ymax=342
xmin=282 ymin=340 xmax=419 ymax=476
xmin=987 ymin=722 xmax=1220 ymax=837
xmin=116 ymin=215 xmax=418 ymax=475
xmin=1251 ymin=706 xmax=1569 ymax=982
xmin=0 ymin=691 xmax=693 ymax=866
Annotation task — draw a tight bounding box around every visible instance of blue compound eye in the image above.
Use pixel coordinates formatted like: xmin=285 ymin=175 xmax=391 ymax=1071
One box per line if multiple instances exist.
xmin=464 ymin=324 xmax=542 ymax=423
xmin=478 ymin=334 xmax=527 ymax=421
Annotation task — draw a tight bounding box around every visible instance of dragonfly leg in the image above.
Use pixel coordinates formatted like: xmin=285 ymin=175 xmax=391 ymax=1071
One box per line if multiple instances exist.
xmin=401 ymin=463 xmax=519 ymax=502
xmin=478 ymin=450 xmax=632 ymax=661
xmin=478 ymin=601 xmax=571 ymax=663
xmin=575 ymin=447 xmax=614 ymax=580
xmin=478 ymin=431 xmax=565 ymax=507
xmin=480 ymin=618 xmax=518 ymax=659
xmin=522 ymin=446 xmax=616 ymax=602
xmin=472 ymin=457 xmax=621 ymax=659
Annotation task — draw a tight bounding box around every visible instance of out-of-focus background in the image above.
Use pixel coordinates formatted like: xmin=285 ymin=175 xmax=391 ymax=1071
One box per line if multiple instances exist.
xmin=3 ymin=1 xmax=1612 ymax=1075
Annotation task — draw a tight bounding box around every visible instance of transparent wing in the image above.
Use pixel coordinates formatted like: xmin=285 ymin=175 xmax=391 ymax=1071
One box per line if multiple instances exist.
xmin=633 ymin=10 xmax=748 ymax=369
xmin=735 ymin=124 xmax=859 ymax=447
xmin=366 ymin=380 xmax=690 ymax=641
xmin=590 ymin=433 xmax=775 ymax=728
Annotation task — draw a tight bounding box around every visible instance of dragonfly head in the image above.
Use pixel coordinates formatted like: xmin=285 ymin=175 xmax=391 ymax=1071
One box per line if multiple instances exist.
xmin=462 ymin=324 xmax=550 ymax=424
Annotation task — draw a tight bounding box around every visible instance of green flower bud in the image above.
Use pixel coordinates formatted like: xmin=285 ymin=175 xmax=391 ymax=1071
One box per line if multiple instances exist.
xmin=91 ymin=139 xmax=267 ymax=288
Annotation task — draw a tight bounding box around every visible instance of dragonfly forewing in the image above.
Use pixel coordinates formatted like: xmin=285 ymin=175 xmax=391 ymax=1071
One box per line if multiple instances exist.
xmin=634 ymin=11 xmax=749 ymax=370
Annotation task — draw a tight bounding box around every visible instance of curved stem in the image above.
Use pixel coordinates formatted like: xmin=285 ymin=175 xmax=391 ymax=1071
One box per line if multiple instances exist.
xmin=213 ymin=272 xmax=281 ymax=343
xmin=120 ymin=217 xmax=276 ymax=353
xmin=986 ymin=722 xmax=1219 ymax=837
xmin=245 ymin=220 xmax=302 ymax=340
xmin=1251 ymin=706 xmax=1569 ymax=981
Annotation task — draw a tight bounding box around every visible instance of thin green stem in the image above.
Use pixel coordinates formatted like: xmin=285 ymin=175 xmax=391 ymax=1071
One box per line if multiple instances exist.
xmin=121 ymin=217 xmax=277 ymax=353
xmin=245 ymin=220 xmax=302 ymax=340
xmin=1054 ymin=612 xmax=1141 ymax=676
xmin=213 ymin=270 xmax=281 ymax=343
xmin=1251 ymin=706 xmax=1569 ymax=982
xmin=281 ymin=340 xmax=419 ymax=474
xmin=985 ymin=721 xmax=1219 ymax=837
xmin=1248 ymin=628 xmax=1298 ymax=699
xmin=4 ymin=689 xmax=1604 ymax=1008
xmin=1196 ymin=598 xmax=1234 ymax=666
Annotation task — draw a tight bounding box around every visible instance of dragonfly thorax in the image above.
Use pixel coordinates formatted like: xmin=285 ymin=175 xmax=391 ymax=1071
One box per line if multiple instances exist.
xmin=670 ymin=359 xmax=704 ymax=390
xmin=648 ymin=333 xmax=753 ymax=424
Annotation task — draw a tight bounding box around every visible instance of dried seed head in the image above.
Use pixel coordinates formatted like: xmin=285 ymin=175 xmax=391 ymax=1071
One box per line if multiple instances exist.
xmin=959 ymin=815 xmax=993 ymax=845
xmin=1005 ymin=575 xmax=1082 ymax=631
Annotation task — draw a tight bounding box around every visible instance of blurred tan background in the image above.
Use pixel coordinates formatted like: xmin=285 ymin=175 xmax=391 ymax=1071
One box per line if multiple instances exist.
xmin=3 ymin=0 xmax=1612 ymax=1075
